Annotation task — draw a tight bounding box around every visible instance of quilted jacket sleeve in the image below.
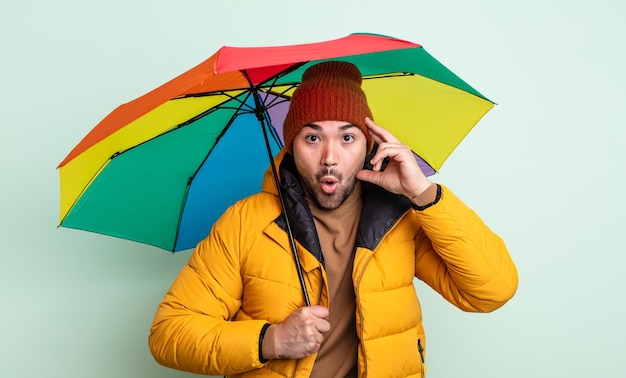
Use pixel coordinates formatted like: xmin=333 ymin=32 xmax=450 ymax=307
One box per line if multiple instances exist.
xmin=414 ymin=185 xmax=518 ymax=312
xmin=148 ymin=203 xmax=267 ymax=376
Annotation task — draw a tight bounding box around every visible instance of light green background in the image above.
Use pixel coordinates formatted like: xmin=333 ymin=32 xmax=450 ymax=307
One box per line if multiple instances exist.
xmin=2 ymin=0 xmax=624 ymax=377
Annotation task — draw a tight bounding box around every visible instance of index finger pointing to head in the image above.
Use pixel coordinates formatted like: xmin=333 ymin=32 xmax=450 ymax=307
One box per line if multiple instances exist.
xmin=364 ymin=117 xmax=399 ymax=144
xmin=364 ymin=117 xmax=385 ymax=144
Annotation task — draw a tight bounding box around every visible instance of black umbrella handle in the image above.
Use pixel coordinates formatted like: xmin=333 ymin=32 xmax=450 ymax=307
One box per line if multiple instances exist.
xmin=252 ymin=88 xmax=311 ymax=307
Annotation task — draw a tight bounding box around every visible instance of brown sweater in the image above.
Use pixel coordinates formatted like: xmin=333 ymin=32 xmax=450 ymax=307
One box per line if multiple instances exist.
xmin=308 ymin=183 xmax=362 ymax=378
xmin=307 ymin=182 xmax=437 ymax=377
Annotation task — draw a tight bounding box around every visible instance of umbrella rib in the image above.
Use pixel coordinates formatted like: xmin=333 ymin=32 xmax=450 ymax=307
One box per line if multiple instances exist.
xmin=178 ymin=90 xmax=255 ymax=110
xmin=246 ymin=88 xmax=287 ymax=149
xmin=177 ymin=72 xmax=414 ymax=100
xmin=180 ymin=88 xmax=251 ymax=98
xmin=363 ymin=72 xmax=414 ymax=80
xmin=103 ymin=92 xmax=251 ymax=172
xmin=259 ymin=86 xmax=294 ymax=109
xmin=172 ymin=91 xmax=255 ymax=250
xmin=255 ymin=62 xmax=307 ymax=87
xmin=184 ymin=91 xmax=253 ymax=183
xmin=179 ymin=66 xmax=300 ymax=109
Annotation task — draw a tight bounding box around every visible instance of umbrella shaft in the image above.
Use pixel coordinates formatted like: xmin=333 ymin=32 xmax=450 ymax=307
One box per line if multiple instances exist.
xmin=252 ymin=88 xmax=311 ymax=307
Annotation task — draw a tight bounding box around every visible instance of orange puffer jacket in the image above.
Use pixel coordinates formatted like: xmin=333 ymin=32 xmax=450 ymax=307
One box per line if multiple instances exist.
xmin=149 ymin=153 xmax=518 ymax=377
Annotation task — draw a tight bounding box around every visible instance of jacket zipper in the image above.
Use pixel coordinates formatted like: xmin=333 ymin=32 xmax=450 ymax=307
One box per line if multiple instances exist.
xmin=356 ymin=251 xmax=425 ymax=377
xmin=354 ymin=252 xmax=374 ymax=377
xmin=418 ymin=339 xmax=426 ymax=377
xmin=289 ymin=360 xmax=300 ymax=378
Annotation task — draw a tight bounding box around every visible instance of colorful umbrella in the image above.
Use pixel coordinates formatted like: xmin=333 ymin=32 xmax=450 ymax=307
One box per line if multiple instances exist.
xmin=58 ymin=32 xmax=495 ymax=253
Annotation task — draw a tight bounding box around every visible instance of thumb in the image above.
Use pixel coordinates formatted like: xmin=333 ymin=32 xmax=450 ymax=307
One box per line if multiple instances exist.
xmin=357 ymin=169 xmax=382 ymax=186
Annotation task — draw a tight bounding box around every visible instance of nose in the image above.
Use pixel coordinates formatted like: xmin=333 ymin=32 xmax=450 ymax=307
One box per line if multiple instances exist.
xmin=321 ymin=141 xmax=338 ymax=168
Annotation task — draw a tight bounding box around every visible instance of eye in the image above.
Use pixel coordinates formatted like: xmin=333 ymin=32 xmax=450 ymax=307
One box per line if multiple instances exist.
xmin=342 ymin=134 xmax=355 ymax=143
xmin=305 ymin=134 xmax=319 ymax=143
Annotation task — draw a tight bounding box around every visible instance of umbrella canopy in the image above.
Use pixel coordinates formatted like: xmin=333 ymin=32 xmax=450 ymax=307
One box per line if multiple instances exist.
xmin=58 ymin=32 xmax=494 ymax=252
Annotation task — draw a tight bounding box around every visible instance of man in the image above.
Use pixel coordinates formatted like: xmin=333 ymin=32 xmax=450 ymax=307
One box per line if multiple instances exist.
xmin=149 ymin=61 xmax=518 ymax=377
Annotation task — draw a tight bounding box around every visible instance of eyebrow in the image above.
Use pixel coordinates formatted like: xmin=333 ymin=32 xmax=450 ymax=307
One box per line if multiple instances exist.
xmin=303 ymin=122 xmax=357 ymax=131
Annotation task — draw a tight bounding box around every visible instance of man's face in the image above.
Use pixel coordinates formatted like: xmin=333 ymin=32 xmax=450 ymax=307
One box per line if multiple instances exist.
xmin=292 ymin=120 xmax=368 ymax=210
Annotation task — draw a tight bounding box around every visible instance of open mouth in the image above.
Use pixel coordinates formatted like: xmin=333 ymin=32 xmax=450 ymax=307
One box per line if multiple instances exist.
xmin=320 ymin=176 xmax=338 ymax=194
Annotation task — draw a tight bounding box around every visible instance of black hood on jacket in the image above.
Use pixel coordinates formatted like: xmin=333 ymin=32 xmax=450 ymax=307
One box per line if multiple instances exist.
xmin=274 ymin=153 xmax=412 ymax=266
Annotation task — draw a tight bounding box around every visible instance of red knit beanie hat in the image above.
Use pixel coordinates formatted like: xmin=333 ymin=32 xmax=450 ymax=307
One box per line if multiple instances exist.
xmin=282 ymin=61 xmax=373 ymax=153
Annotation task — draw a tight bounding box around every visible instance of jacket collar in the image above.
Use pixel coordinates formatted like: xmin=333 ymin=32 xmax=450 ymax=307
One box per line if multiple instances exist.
xmin=264 ymin=150 xmax=412 ymax=263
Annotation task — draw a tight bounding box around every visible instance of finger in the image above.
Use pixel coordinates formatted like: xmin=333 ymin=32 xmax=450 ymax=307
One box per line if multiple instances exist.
xmin=365 ymin=117 xmax=400 ymax=144
xmin=306 ymin=305 xmax=330 ymax=319
xmin=306 ymin=340 xmax=322 ymax=356
xmin=314 ymin=317 xmax=331 ymax=333
xmin=364 ymin=117 xmax=385 ymax=144
xmin=369 ymin=144 xmax=402 ymax=170
xmin=357 ymin=168 xmax=373 ymax=181
xmin=313 ymin=331 xmax=325 ymax=344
